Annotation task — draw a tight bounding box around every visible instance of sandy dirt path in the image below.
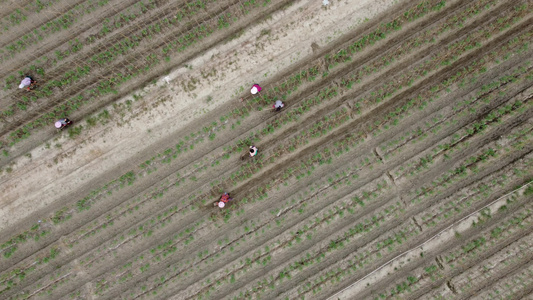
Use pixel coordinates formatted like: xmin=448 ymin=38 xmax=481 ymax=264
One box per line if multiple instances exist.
xmin=0 ymin=0 xmax=397 ymax=232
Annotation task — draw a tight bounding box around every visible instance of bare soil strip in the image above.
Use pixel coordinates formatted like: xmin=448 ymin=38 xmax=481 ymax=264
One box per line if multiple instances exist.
xmin=1 ymin=0 xmax=533 ymax=299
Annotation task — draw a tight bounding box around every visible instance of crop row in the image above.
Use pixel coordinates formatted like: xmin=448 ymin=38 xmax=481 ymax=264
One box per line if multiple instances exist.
xmin=352 ymin=21 xmax=531 ymax=127
xmin=380 ymin=63 xmax=533 ymax=160
xmin=281 ymin=127 xmax=533 ymax=299
xmin=0 ymin=0 xmax=116 ymax=37
xmin=372 ymin=146 xmax=533 ymax=300
xmin=35 ymin=0 xmax=500 ymax=206
xmin=145 ymin=0 xmax=524 ymax=180
xmin=1 ymin=0 xmax=276 ymax=146
xmin=276 ymin=61 xmax=532 ymax=296
xmin=0 ymin=0 xmax=524 ymax=290
xmin=417 ymin=154 xmax=533 ymax=231
xmin=0 ymin=170 xmax=137 ymax=259
xmin=289 ymin=148 xmax=533 ymax=299
xmin=2 ymin=0 xmax=528 ymax=298
xmin=1 ymin=0 xmax=211 ymax=91
xmin=0 ymin=0 xmax=525 ymax=264
xmin=473 ymin=256 xmax=533 ymax=299
xmin=217 ymin=0 xmax=532 ymax=192
xmin=394 ymin=86 xmax=533 ymax=182
xmin=90 ymin=171 xmax=392 ymax=299
xmin=1 ymin=0 xmax=217 ymax=64
xmin=412 ymin=117 xmax=533 ymax=201
xmin=6 ymin=32 xmax=528 ymax=300
xmin=12 ymin=142 xmax=379 ymax=298
xmin=0 ymin=0 xmax=278 ymax=255
xmin=238 ymin=0 xmax=498 ymax=113
xmin=0 ymin=28 xmax=520 ymax=298
xmin=111 ymin=165 xmax=394 ymax=298
xmin=371 ymin=192 xmax=533 ymax=300
xmin=0 ymin=104 xmax=363 ymax=298
xmin=5 ymin=81 xmax=343 ymax=258
xmin=54 ymin=81 xmax=420 ymax=298
xmin=200 ymin=96 xmax=532 ymax=298
xmin=0 ymin=0 xmax=119 ymax=61
xmin=69 ymin=107 xmax=349 ymax=247
xmin=76 ymin=18 xmax=532 ymax=300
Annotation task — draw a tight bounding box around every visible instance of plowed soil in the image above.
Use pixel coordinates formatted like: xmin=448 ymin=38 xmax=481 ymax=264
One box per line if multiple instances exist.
xmin=1 ymin=0 xmax=532 ymax=299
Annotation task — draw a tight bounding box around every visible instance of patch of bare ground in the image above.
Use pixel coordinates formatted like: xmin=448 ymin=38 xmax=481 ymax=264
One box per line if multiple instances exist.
xmin=1 ymin=0 xmax=533 ymax=299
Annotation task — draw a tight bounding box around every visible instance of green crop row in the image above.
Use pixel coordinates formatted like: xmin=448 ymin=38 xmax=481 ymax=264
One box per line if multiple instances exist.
xmin=371 ymin=157 xmax=533 ymax=299
xmin=25 ymin=0 xmax=520 ymax=258
xmin=2 ymin=0 xmax=273 ymax=148
xmin=297 ymin=157 xmax=533 ymax=299
xmin=381 ymin=64 xmax=532 ymax=157
xmin=0 ymin=0 xmax=115 ymax=62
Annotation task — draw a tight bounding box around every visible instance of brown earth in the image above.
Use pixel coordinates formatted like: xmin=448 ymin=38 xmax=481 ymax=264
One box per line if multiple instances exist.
xmin=0 ymin=0 xmax=532 ymax=299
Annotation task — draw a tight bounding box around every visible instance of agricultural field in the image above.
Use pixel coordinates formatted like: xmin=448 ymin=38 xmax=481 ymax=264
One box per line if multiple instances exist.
xmin=0 ymin=0 xmax=532 ymax=299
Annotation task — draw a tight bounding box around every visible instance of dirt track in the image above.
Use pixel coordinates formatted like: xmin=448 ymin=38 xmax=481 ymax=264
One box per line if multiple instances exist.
xmin=1 ymin=0 xmax=533 ymax=299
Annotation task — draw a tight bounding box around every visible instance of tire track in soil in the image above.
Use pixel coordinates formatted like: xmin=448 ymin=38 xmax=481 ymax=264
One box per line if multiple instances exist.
xmin=406 ymin=205 xmax=533 ymax=300
xmin=253 ymin=99 xmax=533 ymax=300
xmin=473 ymin=260 xmax=533 ymax=300
xmin=0 ymin=0 xmax=436 ymax=163
xmin=0 ymin=0 xmax=295 ymax=172
xmin=0 ymin=0 xmax=238 ymax=129
xmin=345 ymin=182 xmax=533 ymax=300
xmin=298 ymin=148 xmax=531 ymax=296
xmin=1 ymin=1 xmax=532 ymax=298
xmin=0 ymin=0 xmax=298 ymax=239
xmin=220 ymin=23 xmax=533 ymax=298
xmin=10 ymin=17 xmax=528 ymax=298
xmin=109 ymin=22 xmax=533 ymax=300
xmin=0 ymin=0 xmax=91 ymax=50
xmin=0 ymin=0 xmax=444 ymax=261
xmin=13 ymin=6 xmax=532 ymax=298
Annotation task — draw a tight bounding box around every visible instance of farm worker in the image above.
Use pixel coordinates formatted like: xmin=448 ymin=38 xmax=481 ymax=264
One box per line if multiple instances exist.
xmin=273 ymin=100 xmax=284 ymax=111
xmin=214 ymin=193 xmax=232 ymax=208
xmin=251 ymin=84 xmax=262 ymax=95
xmin=19 ymin=76 xmax=36 ymax=91
xmin=55 ymin=118 xmax=72 ymax=129
xmin=249 ymin=146 xmax=258 ymax=157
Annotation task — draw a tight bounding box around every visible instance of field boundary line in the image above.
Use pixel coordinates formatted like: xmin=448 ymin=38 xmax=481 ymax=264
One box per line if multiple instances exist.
xmin=327 ymin=179 xmax=533 ymax=300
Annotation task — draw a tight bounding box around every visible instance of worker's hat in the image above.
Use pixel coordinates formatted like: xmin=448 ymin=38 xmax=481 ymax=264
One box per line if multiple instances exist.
xmin=251 ymin=86 xmax=259 ymax=95
xmin=18 ymin=83 xmax=25 ymax=89
xmin=55 ymin=121 xmax=62 ymax=128
xmin=218 ymin=201 xmax=225 ymax=208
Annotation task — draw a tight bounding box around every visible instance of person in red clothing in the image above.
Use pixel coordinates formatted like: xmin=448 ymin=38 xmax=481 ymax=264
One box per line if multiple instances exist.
xmin=251 ymin=84 xmax=262 ymax=95
xmin=214 ymin=193 xmax=232 ymax=208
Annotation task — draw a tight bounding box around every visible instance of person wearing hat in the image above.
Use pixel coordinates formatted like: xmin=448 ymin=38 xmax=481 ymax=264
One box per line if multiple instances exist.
xmin=19 ymin=76 xmax=36 ymax=91
xmin=249 ymin=145 xmax=258 ymax=157
xmin=55 ymin=118 xmax=73 ymax=129
xmin=251 ymin=84 xmax=262 ymax=95
xmin=214 ymin=193 xmax=232 ymax=208
xmin=273 ymin=100 xmax=284 ymax=111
